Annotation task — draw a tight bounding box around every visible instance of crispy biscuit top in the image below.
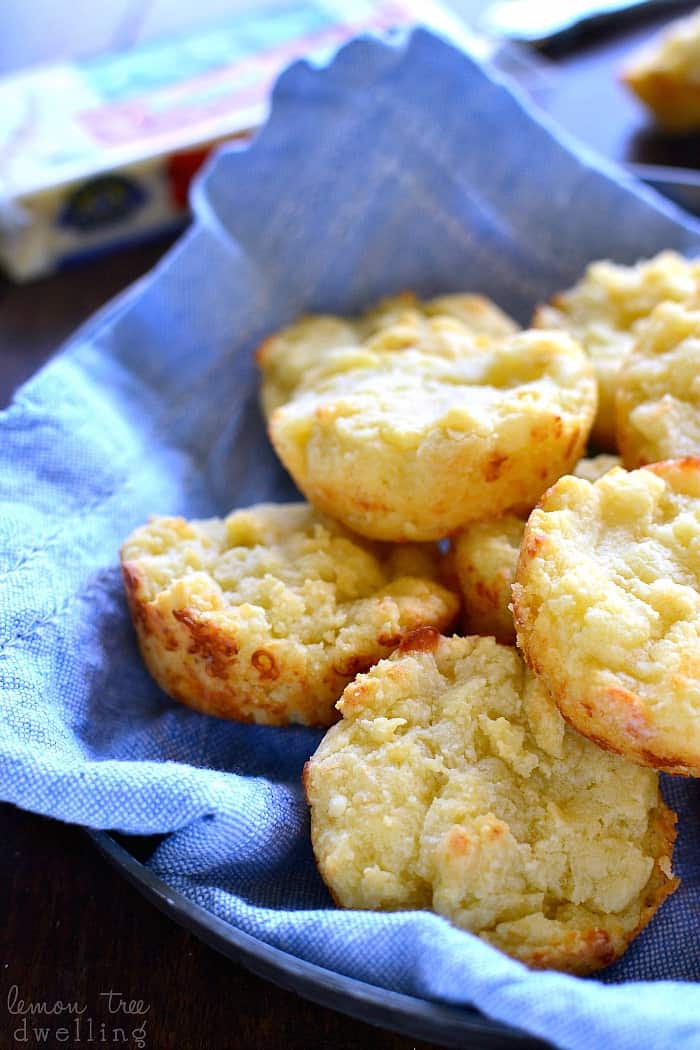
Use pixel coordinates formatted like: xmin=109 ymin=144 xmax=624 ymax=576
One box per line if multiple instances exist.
xmin=534 ymin=252 xmax=700 ymax=446
xmin=257 ymin=291 xmax=518 ymax=416
xmin=538 ymin=252 xmax=700 ymax=339
xmin=121 ymin=503 xmax=455 ymax=647
xmin=306 ymin=634 xmax=676 ymax=972
xmin=273 ymin=322 xmax=594 ymax=453
xmin=513 ymin=460 xmax=700 ymax=773
xmin=617 ymin=300 xmax=700 ymax=468
xmin=623 ymin=9 xmax=700 ymax=131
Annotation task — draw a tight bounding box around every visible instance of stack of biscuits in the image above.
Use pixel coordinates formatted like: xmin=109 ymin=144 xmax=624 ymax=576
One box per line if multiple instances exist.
xmin=121 ymin=251 xmax=700 ymax=975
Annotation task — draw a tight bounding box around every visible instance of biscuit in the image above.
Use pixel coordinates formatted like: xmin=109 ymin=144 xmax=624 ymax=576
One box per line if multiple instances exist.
xmin=533 ymin=252 xmax=700 ymax=449
xmin=257 ymin=315 xmax=359 ymax=418
xmin=120 ymin=503 xmax=458 ymax=726
xmin=256 ymin=291 xmax=518 ymax=417
xmin=360 ymin=291 xmax=520 ymax=342
xmin=513 ymin=459 xmax=700 ymax=775
xmin=616 ymin=301 xmax=700 ymax=468
xmin=452 ymin=455 xmax=621 ymax=645
xmin=623 ymin=9 xmax=700 ymax=132
xmin=264 ymin=311 xmax=596 ymax=541
xmin=452 ymin=513 xmax=524 ymax=645
xmin=304 ymin=632 xmax=677 ymax=974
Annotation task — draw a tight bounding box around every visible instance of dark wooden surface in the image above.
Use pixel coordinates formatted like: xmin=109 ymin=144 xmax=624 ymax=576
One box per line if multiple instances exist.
xmin=2 ymin=5 xmax=696 ymax=1049
xmin=0 ymin=807 xmax=447 ymax=1050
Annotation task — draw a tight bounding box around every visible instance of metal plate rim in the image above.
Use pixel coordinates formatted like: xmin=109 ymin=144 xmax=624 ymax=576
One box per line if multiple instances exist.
xmin=88 ymin=830 xmax=551 ymax=1050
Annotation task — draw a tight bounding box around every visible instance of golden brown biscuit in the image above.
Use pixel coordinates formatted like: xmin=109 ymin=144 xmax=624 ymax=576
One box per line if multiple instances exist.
xmin=623 ymin=9 xmax=700 ymax=132
xmin=257 ymin=315 xmax=359 ymax=418
xmin=305 ymin=632 xmax=677 ymax=974
xmin=513 ymin=459 xmax=700 ymax=775
xmin=256 ymin=291 xmax=518 ymax=416
xmin=359 ymin=291 xmax=520 ymax=342
xmin=533 ymin=252 xmax=700 ymax=449
xmin=452 ymin=513 xmax=524 ymax=644
xmin=616 ymin=300 xmax=700 ymax=468
xmin=263 ymin=307 xmax=596 ymax=541
xmin=120 ymin=503 xmax=458 ymax=726
xmin=452 ymin=455 xmax=621 ymax=645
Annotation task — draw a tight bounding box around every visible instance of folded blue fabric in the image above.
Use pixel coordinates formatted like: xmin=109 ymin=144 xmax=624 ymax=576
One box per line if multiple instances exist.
xmin=1 ymin=28 xmax=699 ymax=1050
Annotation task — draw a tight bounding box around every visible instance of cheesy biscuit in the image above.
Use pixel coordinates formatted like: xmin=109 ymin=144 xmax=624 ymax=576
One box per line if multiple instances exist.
xmin=305 ymin=632 xmax=677 ymax=974
xmin=361 ymin=291 xmax=519 ymax=344
xmin=623 ymin=8 xmax=700 ymax=132
xmin=264 ymin=313 xmax=595 ymax=541
xmin=257 ymin=291 xmax=518 ymax=417
xmin=616 ymin=300 xmax=700 ymax=468
xmin=452 ymin=455 xmax=621 ymax=645
xmin=513 ymin=459 xmax=700 ymax=775
xmin=533 ymin=252 xmax=700 ymax=449
xmin=452 ymin=513 xmax=525 ymax=645
xmin=121 ymin=503 xmax=458 ymax=726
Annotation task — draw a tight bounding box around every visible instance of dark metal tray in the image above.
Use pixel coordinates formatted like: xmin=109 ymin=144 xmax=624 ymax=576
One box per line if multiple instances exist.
xmin=89 ymin=831 xmax=553 ymax=1050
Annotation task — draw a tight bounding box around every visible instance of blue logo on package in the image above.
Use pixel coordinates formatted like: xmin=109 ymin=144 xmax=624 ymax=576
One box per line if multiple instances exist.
xmin=60 ymin=175 xmax=146 ymax=231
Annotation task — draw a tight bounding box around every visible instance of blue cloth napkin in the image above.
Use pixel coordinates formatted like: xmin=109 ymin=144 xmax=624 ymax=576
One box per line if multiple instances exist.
xmin=1 ymin=28 xmax=699 ymax=1050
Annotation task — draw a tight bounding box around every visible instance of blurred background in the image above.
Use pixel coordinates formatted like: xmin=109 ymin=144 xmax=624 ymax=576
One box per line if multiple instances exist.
xmin=0 ymin=0 xmax=489 ymax=72
xmin=0 ymin=0 xmax=494 ymax=285
xmin=1 ymin=0 xmax=697 ymax=286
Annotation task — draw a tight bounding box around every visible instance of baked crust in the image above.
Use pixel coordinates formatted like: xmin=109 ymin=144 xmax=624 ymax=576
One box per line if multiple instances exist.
xmin=623 ymin=9 xmax=700 ymax=132
xmin=513 ymin=459 xmax=700 ymax=775
xmin=262 ymin=297 xmax=596 ymax=541
xmin=121 ymin=503 xmax=458 ymax=726
xmin=533 ymin=252 xmax=700 ymax=449
xmin=256 ymin=291 xmax=519 ymax=417
xmin=305 ymin=633 xmax=678 ymax=974
xmin=452 ymin=513 xmax=524 ymax=645
xmin=451 ymin=456 xmax=621 ymax=645
xmin=616 ymin=300 xmax=700 ymax=468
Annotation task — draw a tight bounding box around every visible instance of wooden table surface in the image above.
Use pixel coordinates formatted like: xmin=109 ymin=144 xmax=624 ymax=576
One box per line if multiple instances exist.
xmin=1 ymin=4 xmax=697 ymax=1049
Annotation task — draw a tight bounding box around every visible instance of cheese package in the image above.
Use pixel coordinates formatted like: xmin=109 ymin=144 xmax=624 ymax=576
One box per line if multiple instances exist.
xmin=0 ymin=0 xmax=469 ymax=281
